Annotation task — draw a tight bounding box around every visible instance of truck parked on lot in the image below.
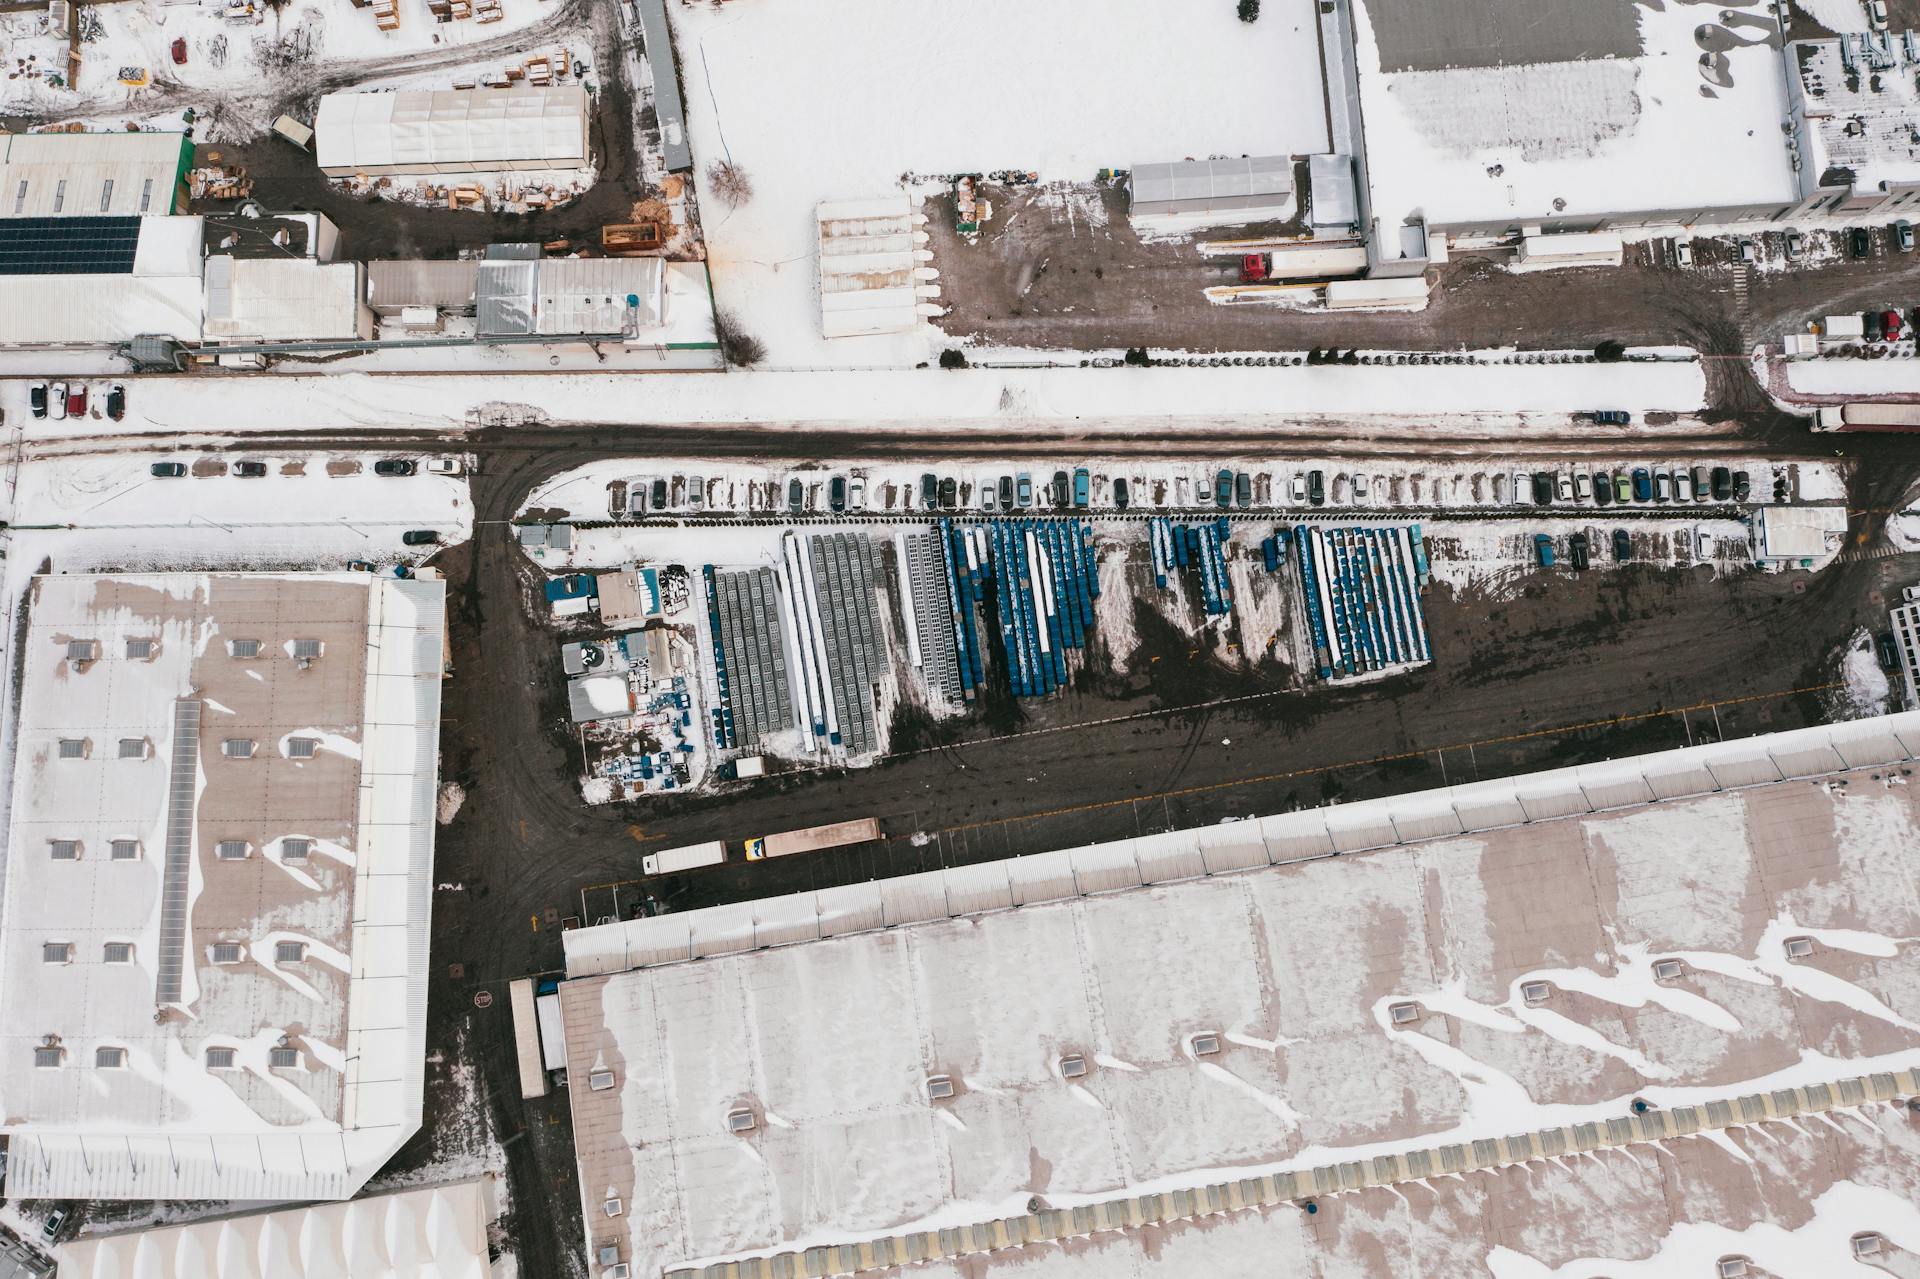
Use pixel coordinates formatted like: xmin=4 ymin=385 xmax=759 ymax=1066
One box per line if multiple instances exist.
xmin=642 ymin=840 xmax=728 ymax=876
xmin=745 ymin=817 xmax=883 ymax=861
xmin=1814 ymin=402 xmax=1920 ymax=432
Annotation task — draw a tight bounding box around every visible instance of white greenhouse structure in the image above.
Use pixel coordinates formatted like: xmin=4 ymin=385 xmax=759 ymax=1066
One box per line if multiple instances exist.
xmin=315 ymin=86 xmax=591 ymax=178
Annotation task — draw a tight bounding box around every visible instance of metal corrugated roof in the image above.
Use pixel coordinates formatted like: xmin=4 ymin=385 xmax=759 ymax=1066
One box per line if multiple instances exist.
xmin=1130 ymin=156 xmax=1293 ymax=218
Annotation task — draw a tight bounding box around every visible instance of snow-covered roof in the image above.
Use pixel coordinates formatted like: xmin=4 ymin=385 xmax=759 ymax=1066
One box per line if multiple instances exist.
xmin=816 ymin=195 xmax=936 ymax=340
xmin=534 ymin=257 xmax=663 ymax=337
xmin=203 ymin=258 xmax=368 ymax=342
xmin=0 ymin=573 xmax=446 ymax=1201
xmin=559 ymin=711 xmax=1920 ymax=1276
xmin=0 ymin=131 xmax=189 ymax=219
xmin=1352 ymin=0 xmax=1800 ymax=231
xmin=0 ymin=215 xmax=204 ymax=345
xmin=55 ymin=1175 xmax=494 ymax=1278
xmin=1754 ymin=503 xmax=1849 ymax=562
xmin=1790 ymin=35 xmax=1920 ymax=197
xmin=314 ymin=87 xmax=590 ymax=177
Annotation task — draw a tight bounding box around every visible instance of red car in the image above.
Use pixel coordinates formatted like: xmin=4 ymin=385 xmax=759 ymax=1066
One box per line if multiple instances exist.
xmin=1885 ymin=309 xmax=1904 ymax=341
xmin=170 ymin=37 xmax=187 ymax=65
xmin=65 ymin=385 xmax=87 ymax=417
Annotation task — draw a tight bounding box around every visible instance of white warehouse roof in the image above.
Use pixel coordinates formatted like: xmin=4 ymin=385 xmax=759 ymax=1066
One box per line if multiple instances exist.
xmin=1129 ymin=155 xmax=1293 ymax=223
xmin=0 ymin=130 xmax=189 ymax=218
xmin=816 ymin=194 xmax=936 ymax=340
xmin=315 ymin=87 xmax=591 ymax=177
xmin=203 ymin=258 xmax=371 ymax=342
xmin=56 ymin=1176 xmax=495 ymax=1278
xmin=0 ymin=573 xmax=447 ymax=1201
xmin=0 ymin=215 xmax=205 ymax=346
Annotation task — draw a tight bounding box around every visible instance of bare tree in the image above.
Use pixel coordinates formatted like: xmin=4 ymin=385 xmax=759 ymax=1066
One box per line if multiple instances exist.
xmin=705 ymin=159 xmax=754 ymax=209
xmin=713 ymin=310 xmax=766 ymax=368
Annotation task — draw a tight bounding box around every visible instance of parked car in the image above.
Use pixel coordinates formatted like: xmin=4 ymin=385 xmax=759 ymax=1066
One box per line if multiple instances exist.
xmin=42 ymin=1209 xmax=67 ymax=1244
xmin=980 ymin=482 xmax=996 ymax=513
xmin=1888 ymin=310 xmax=1906 ymax=342
xmin=1534 ymin=534 xmax=1555 ymax=568
xmin=232 ymin=460 xmax=267 ymax=477
xmin=373 ymin=459 xmax=416 ymax=477
xmin=1614 ymin=473 xmax=1634 ymax=503
xmin=1593 ymin=410 xmax=1631 ymax=426
xmin=1738 ymin=238 xmax=1757 ymax=265
xmin=1692 ymin=465 xmax=1711 ymax=500
xmin=1867 ymin=309 xmax=1886 ymax=342
xmin=1072 ymin=468 xmax=1090 ymax=508
xmin=1899 ymin=219 xmax=1915 ymax=252
xmin=1785 ymin=229 xmax=1804 ymax=260
xmin=1632 ymin=468 xmax=1652 ymax=502
xmin=922 ymin=473 xmax=939 ymax=510
xmin=1053 ymin=470 xmax=1071 ymax=508
xmin=149 ymin=462 xmax=186 ymax=478
xmin=1308 ymin=470 xmax=1325 ymax=507
xmin=1732 ymin=470 xmax=1751 ymax=502
xmin=1654 ymin=470 xmax=1672 ymax=502
xmin=1574 ymin=473 xmax=1592 ymax=502
xmin=1353 ymin=472 xmax=1369 ymax=502
xmin=1711 ymin=465 xmax=1732 ymax=500
xmin=425 ymin=457 xmax=464 ymax=476
xmin=1569 ymin=532 xmax=1590 ymax=571
xmin=105 ymin=383 xmax=125 ymax=421
xmin=1593 ymin=472 xmax=1612 ymax=507
xmin=1878 ymin=631 xmax=1901 ymax=669
xmin=1513 ymin=471 xmax=1532 ymax=505
xmin=347 ymin=559 xmax=375 ymax=573
xmin=1695 ymin=527 xmax=1715 ymax=559
xmin=1871 ymin=0 xmax=1890 ymax=28
xmin=999 ymin=475 xmax=1014 ymax=510
xmin=170 ymin=35 xmax=188 ymax=64
xmin=939 ymin=476 xmax=958 ymax=509
xmin=1113 ymin=476 xmax=1130 ymax=510
xmin=1291 ymin=473 xmax=1308 ymax=504
xmin=1851 ymin=226 xmax=1873 ymax=258
xmin=652 ymin=478 xmax=669 ymax=510
xmin=1015 ymin=473 xmax=1032 ymax=508
xmin=1235 ymin=471 xmax=1252 ymax=508
xmin=28 ymin=383 xmax=47 ymax=418
xmin=1674 ymin=240 xmax=1692 ymax=267
xmin=1533 ymin=471 xmax=1553 ymax=505
xmin=1554 ymin=473 xmax=1574 ymax=503
xmin=1613 ymin=528 xmax=1632 ymax=562
xmin=47 ymin=381 xmax=67 ymax=421
xmin=66 ymin=384 xmax=86 ymax=417
xmin=401 ymin=529 xmax=439 ymax=546
xmin=1492 ymin=473 xmax=1507 ymax=503
xmin=1214 ymin=469 xmax=1233 ymax=506
xmin=847 ymin=478 xmax=865 ymax=511
xmin=829 ymin=475 xmax=847 ymax=512
xmin=1676 ymin=470 xmax=1693 ymax=501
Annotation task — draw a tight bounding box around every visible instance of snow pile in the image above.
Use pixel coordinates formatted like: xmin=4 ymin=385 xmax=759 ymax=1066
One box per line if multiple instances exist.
xmin=436 ymin=780 xmax=466 ymax=826
xmin=1825 ymin=628 xmax=1892 ymax=720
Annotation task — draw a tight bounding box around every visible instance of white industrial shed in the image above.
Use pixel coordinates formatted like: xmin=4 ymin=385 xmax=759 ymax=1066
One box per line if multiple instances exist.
xmin=0 ymin=131 xmax=191 ymax=218
xmin=315 ymin=86 xmax=591 ymax=178
xmin=1129 ymin=155 xmax=1294 ymax=228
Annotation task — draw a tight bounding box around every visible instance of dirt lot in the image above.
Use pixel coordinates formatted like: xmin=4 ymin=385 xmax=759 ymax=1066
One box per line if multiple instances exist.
xmin=926 ymin=182 xmax=1920 ymax=357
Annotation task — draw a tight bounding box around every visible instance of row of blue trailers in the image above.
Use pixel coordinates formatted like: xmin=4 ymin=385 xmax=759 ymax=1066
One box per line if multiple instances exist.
xmin=935 ymin=519 xmax=1102 ymax=699
xmin=1293 ymin=525 xmax=1432 ymax=680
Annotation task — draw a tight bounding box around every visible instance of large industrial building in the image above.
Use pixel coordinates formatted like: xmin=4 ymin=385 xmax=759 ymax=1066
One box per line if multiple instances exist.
xmin=557 ymin=712 xmax=1920 ymax=1277
xmin=0 ymin=572 xmax=447 ymax=1201
xmin=0 ymin=130 xmax=193 ymax=219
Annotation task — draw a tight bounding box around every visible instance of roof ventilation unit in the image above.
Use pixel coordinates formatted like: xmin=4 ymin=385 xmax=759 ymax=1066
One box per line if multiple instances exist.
xmin=606 ymin=1267 xmax=631 ymax=1279
xmin=726 ymin=1107 xmax=757 ymax=1133
xmin=1388 ymin=1001 xmax=1420 ymax=1025
xmin=926 ymin=1074 xmax=956 ymax=1100
xmin=1059 ymin=1054 xmax=1088 ymax=1079
xmin=67 ymin=639 xmax=98 ymax=665
xmin=1652 ymin=959 xmax=1685 ymax=981
xmin=1783 ymin=936 xmax=1815 ymax=959
xmin=589 ymin=1069 xmax=616 ymax=1091
xmin=1520 ymin=981 xmax=1551 ymax=1005
xmin=1851 ymin=1232 xmax=1883 ymax=1257
xmin=1717 ymin=1259 xmax=1750 ymax=1279
xmin=1190 ymin=1033 xmax=1222 ymax=1056
xmin=603 ymin=1198 xmax=623 ymax=1217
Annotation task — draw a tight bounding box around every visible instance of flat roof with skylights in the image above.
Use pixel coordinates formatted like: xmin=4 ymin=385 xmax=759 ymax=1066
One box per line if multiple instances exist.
xmin=560 ymin=713 xmax=1920 ymax=1277
xmin=0 ymin=572 xmax=446 ymax=1201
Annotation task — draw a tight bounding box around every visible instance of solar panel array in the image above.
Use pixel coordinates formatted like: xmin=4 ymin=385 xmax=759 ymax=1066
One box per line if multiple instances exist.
xmin=0 ymin=216 xmax=142 ymax=276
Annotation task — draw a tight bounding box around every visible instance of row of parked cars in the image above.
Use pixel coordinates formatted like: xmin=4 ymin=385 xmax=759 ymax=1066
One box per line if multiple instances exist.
xmin=1508 ymin=465 xmax=1751 ymax=507
xmin=145 ymin=456 xmax=461 ymax=479
xmin=28 ymin=381 xmax=124 ymax=422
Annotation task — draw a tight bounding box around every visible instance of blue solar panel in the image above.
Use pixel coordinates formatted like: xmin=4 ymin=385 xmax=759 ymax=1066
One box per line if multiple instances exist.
xmin=0 ymin=216 xmax=142 ymax=276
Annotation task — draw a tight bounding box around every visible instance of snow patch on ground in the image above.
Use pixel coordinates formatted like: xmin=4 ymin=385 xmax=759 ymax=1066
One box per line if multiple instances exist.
xmin=437 ymin=780 xmax=466 ymax=826
xmin=1826 ymin=628 xmax=1893 ymax=721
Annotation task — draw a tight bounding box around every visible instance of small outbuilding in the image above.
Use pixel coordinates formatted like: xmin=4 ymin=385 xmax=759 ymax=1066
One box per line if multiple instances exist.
xmin=1128 ymin=155 xmax=1294 ymax=230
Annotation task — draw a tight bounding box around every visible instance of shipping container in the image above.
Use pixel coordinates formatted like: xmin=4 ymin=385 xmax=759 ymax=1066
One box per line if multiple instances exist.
xmin=535 ymin=991 xmax=567 ymax=1075
xmin=745 ymin=816 xmax=882 ymax=861
xmin=509 ymin=978 xmax=548 ymax=1099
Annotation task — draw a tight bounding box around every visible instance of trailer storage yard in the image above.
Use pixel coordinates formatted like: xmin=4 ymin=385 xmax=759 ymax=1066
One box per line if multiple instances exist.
xmin=515 ymin=454 xmax=1851 ymax=803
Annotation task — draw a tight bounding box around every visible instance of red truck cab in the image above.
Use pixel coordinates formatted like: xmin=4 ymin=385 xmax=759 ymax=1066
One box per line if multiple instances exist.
xmin=1240 ymin=253 xmax=1267 ymax=283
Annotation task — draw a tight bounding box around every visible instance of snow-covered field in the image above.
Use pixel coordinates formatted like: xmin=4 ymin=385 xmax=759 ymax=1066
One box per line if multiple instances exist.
xmin=1354 ymin=0 xmax=1795 ymax=232
xmin=670 ymin=0 xmax=1329 ymax=368
xmin=0 ymin=359 xmax=1711 ymax=441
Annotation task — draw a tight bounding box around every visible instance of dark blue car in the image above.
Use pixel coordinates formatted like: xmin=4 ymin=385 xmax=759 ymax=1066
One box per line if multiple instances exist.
xmin=1631 ymin=468 xmax=1652 ymax=502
